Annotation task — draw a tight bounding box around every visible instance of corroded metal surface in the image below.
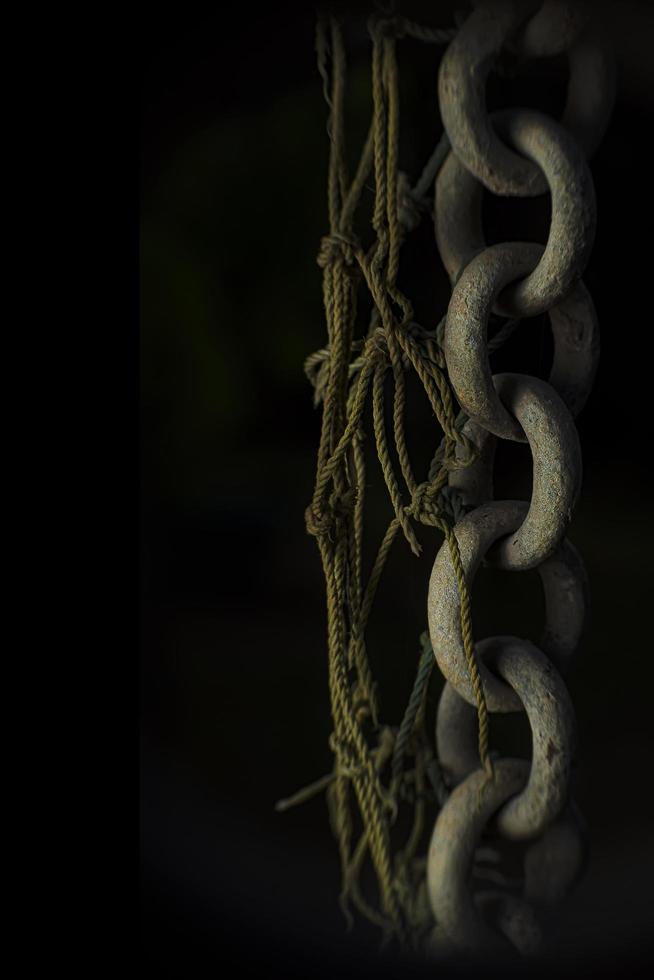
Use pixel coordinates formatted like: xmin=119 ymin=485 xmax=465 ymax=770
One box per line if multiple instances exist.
xmin=435 ymin=678 xmax=480 ymax=787
xmin=427 ymin=500 xmax=588 ymax=712
xmin=451 ymin=372 xmax=582 ymax=570
xmin=535 ymin=537 xmax=589 ymax=670
xmin=524 ymin=803 xmax=587 ymax=904
xmin=449 ymin=418 xmax=496 ymax=510
xmin=558 ymin=25 xmax=616 ymax=161
xmin=488 ymin=374 xmax=581 ymax=571
xmin=510 ymin=0 xmax=587 ymax=58
xmin=436 ymin=636 xmax=576 ymax=840
xmin=444 ymin=243 xmax=545 ymax=441
xmin=434 ymin=149 xmax=486 ymax=286
xmin=491 ymin=110 xmax=596 ymax=317
xmin=439 ymin=1 xmax=614 ymax=195
xmin=427 ymin=501 xmax=586 ymax=711
xmin=547 ymin=280 xmax=600 ymax=419
xmin=428 ymin=500 xmax=528 ymax=712
xmin=436 ymin=108 xmax=596 ymax=318
xmin=485 ymin=638 xmax=576 ymax=846
xmin=426 ymin=0 xmax=611 ymax=955
xmin=427 ymin=759 xmax=530 ymax=952
xmin=475 ymin=891 xmax=542 ymax=955
xmin=444 ymin=243 xmax=598 ymax=447
xmin=434 ymin=154 xmax=601 ymax=414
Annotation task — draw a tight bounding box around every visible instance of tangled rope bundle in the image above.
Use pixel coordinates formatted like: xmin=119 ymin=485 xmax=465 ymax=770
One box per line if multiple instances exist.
xmin=279 ymin=0 xmax=612 ymax=955
xmin=278 ymin=10 xmax=493 ymax=947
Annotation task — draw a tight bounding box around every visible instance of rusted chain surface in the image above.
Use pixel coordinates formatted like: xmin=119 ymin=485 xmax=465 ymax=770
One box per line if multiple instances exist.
xmin=524 ymin=803 xmax=586 ymax=905
xmin=509 ymin=0 xmax=588 ymax=58
xmin=437 ymin=109 xmax=597 ymax=318
xmin=428 ymin=501 xmax=527 ymax=712
xmin=439 ymin=1 xmax=615 ymax=195
xmin=427 ymin=758 xmax=531 ymax=952
xmin=426 ymin=0 xmax=612 ymax=956
xmin=462 ymin=373 xmax=582 ymax=571
xmin=427 ymin=502 xmax=586 ymax=710
xmin=437 ymin=636 xmax=577 ymax=840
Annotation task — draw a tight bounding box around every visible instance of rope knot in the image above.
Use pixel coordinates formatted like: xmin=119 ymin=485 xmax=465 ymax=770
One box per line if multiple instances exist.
xmin=409 ymin=481 xmax=445 ymax=529
xmin=305 ymin=487 xmax=357 ymax=539
xmin=304 ymin=503 xmax=332 ymax=539
xmin=317 ymin=232 xmax=359 ymax=270
xmin=369 ymin=12 xmax=406 ymax=40
xmin=362 ymin=326 xmax=389 ymax=363
xmin=329 ymin=733 xmax=367 ymax=780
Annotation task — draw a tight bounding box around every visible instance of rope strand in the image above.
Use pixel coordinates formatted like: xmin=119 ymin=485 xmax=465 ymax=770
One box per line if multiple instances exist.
xmin=291 ymin=9 xmax=496 ymax=947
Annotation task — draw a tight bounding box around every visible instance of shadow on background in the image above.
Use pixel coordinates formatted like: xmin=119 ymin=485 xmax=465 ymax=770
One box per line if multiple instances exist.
xmin=140 ymin=1 xmax=654 ymax=975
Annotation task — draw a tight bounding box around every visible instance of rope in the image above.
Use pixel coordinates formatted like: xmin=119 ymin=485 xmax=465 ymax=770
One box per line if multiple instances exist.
xmin=391 ymin=633 xmax=434 ymax=791
xmin=280 ymin=9 xmax=497 ymax=946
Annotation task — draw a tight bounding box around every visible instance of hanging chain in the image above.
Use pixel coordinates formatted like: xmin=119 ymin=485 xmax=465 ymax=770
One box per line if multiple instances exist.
xmin=279 ymin=0 xmax=613 ymax=957
xmin=426 ymin=0 xmax=614 ymax=956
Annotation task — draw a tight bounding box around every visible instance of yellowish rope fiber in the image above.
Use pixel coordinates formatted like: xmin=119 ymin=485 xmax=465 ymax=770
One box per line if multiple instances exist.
xmin=282 ymin=11 xmax=495 ymax=946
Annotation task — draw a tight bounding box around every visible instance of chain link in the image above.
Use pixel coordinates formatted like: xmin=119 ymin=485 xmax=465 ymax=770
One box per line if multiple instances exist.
xmin=438 ymin=0 xmax=615 ymax=196
xmin=426 ymin=0 xmax=612 ymax=955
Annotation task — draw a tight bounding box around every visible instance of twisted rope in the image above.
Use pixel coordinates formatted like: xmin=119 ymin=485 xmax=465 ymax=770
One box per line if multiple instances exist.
xmin=280 ymin=10 xmax=496 ymax=946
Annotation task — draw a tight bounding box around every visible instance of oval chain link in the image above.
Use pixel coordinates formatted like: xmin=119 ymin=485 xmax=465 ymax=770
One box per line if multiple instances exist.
xmin=427 ymin=0 xmax=611 ymax=955
xmin=437 ymin=109 xmax=597 ymax=318
xmin=438 ymin=0 xmax=615 ymax=196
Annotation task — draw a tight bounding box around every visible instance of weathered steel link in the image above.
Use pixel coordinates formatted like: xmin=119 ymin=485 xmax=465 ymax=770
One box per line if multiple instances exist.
xmin=434 ymin=149 xmax=485 ymax=285
xmin=546 ymin=280 xmax=600 ymax=419
xmin=449 ymin=418 xmax=496 ymax=510
xmin=509 ymin=0 xmax=587 ymax=58
xmin=427 ymin=759 xmax=530 ymax=952
xmin=429 ymin=501 xmax=527 ymax=712
xmin=428 ymin=888 xmax=543 ymax=957
xmin=437 ymin=109 xmax=596 ymax=319
xmin=457 ymin=372 xmax=582 ymax=570
xmin=440 ymin=1 xmax=614 ymax=195
xmin=448 ymin=440 xmax=589 ymax=670
xmin=534 ymin=538 xmax=588 ymax=670
xmin=427 ymin=501 xmax=586 ymax=710
xmin=425 ymin=0 xmax=609 ymax=955
xmin=302 ymin=3 xmax=608 ymax=952
xmin=440 ymin=1 xmax=544 ymax=196
xmin=524 ymin=803 xmax=586 ymax=905
xmin=554 ymin=25 xmax=616 ymax=161
xmin=510 ymin=14 xmax=616 ymax=160
xmin=435 ymin=679 xmax=481 ymax=788
xmin=509 ymin=7 xmax=617 ymax=161
xmin=444 ymin=243 xmax=598 ymax=443
xmin=475 ymin=891 xmax=542 ymax=956
xmin=491 ymin=110 xmax=595 ymax=317
xmin=437 ymin=120 xmax=596 ymax=320
xmin=434 ymin=152 xmax=601 ymax=415
xmin=436 ymin=636 xmax=576 ymax=840
xmin=445 ymin=243 xmax=546 ymax=441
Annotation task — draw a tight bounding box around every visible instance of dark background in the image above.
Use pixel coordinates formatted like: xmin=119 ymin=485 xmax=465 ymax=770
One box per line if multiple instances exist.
xmin=140 ymin=1 xmax=654 ymax=975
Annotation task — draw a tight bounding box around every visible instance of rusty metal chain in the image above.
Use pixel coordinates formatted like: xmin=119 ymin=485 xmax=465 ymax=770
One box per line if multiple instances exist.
xmin=426 ymin=0 xmax=614 ymax=956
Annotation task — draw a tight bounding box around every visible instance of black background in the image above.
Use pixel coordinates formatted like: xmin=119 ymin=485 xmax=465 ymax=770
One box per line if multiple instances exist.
xmin=140 ymin=1 xmax=654 ymax=975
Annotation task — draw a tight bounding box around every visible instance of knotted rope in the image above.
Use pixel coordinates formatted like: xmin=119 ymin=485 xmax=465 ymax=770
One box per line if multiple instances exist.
xmin=279 ymin=11 xmax=510 ymax=946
